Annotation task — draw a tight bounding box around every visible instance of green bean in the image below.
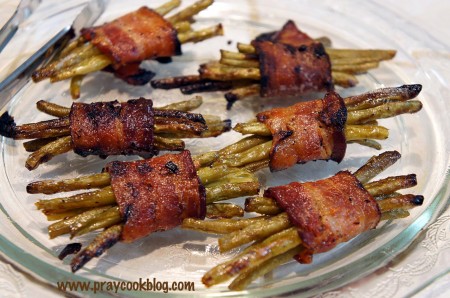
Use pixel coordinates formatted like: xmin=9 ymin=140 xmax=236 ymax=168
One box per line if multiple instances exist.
xmin=244 ymin=196 xmax=281 ymax=215
xmin=229 ymin=246 xmax=302 ymax=291
xmin=202 ymin=227 xmax=301 ymax=287
xmin=219 ymin=212 xmax=291 ymax=252
xmin=354 ymin=150 xmax=401 ymax=184
xmin=72 ymin=206 xmax=121 ymax=237
xmin=71 ymin=224 xmax=123 ymax=272
xmin=206 ymin=203 xmax=244 ymax=219
xmin=377 ymin=194 xmax=424 ymax=211
xmin=380 ymin=209 xmax=410 ymax=221
xmin=154 ymin=0 xmax=181 ymax=16
xmin=182 ymin=216 xmax=268 ymax=234
xmin=26 ymin=136 xmax=72 ymax=170
xmin=157 ymin=96 xmax=203 ymax=112
xmin=365 ymin=174 xmax=417 ymax=197
xmin=48 ymin=206 xmax=112 ymax=239
xmin=167 ymin=0 xmax=213 ymax=24
xmin=218 ymin=135 xmax=270 ymax=157
xmin=27 ymin=173 xmax=111 ymax=194
xmin=346 ymin=101 xmax=422 ymax=124
xmin=344 ymin=125 xmax=389 ymax=141
xmin=206 ymin=182 xmax=260 ymax=204
xmin=233 ymin=122 xmax=271 ymax=136
xmin=35 ymin=186 xmax=116 ymax=211
xmin=219 ymin=141 xmax=271 ymax=167
xmin=178 ymin=24 xmax=223 ymax=44
xmin=36 ymin=100 xmax=70 ymax=117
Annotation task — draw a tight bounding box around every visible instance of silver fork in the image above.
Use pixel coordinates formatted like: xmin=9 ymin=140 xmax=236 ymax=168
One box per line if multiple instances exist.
xmin=0 ymin=0 xmax=107 ymax=110
xmin=0 ymin=0 xmax=41 ymax=52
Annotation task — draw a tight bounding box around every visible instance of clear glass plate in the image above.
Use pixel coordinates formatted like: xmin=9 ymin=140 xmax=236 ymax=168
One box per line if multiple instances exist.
xmin=1 ymin=0 xmax=449 ymax=297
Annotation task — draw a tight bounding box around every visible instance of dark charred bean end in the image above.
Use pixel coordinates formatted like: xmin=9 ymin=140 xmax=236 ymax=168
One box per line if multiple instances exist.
xmin=155 ymin=57 xmax=173 ymax=64
xmin=225 ymin=92 xmax=239 ymax=110
xmin=94 ymin=238 xmax=117 ymax=257
xmin=244 ymin=197 xmax=252 ymax=211
xmin=187 ymin=112 xmax=206 ymax=124
xmin=120 ymin=69 xmax=156 ymax=85
xmin=151 ymin=75 xmax=202 ymax=89
xmin=222 ymin=119 xmax=232 ymax=132
xmin=180 ymin=81 xmax=233 ymax=94
xmin=154 ymin=109 xmax=206 ymax=124
xmin=407 ymin=174 xmax=417 ymax=186
xmin=73 ymin=148 xmax=90 ymax=157
xmin=390 ymin=150 xmax=402 ymax=161
xmin=25 ymin=184 xmax=33 ymax=194
xmin=71 ymin=254 xmax=90 ymax=273
xmin=70 ymin=232 xmax=120 ymax=272
xmin=0 ymin=112 xmax=17 ymax=138
xmin=165 ymin=161 xmax=179 ymax=174
xmin=58 ymin=243 xmax=82 ymax=260
xmin=150 ymin=80 xmax=160 ymax=88
xmin=412 ymin=195 xmax=424 ymax=206
xmin=324 ymin=80 xmax=335 ymax=91
xmin=180 ymin=86 xmax=196 ymax=95
xmin=404 ymin=84 xmax=422 ymax=99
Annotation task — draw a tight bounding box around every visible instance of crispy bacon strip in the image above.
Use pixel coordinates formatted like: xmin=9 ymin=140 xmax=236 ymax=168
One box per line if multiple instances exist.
xmin=256 ymin=91 xmax=347 ymax=171
xmin=81 ymin=7 xmax=181 ymax=65
xmin=252 ymin=20 xmax=333 ymax=97
xmin=264 ymin=170 xmax=381 ymax=262
xmin=81 ymin=7 xmax=181 ymax=83
xmin=254 ymin=41 xmax=333 ymax=97
xmin=70 ymin=98 xmax=156 ymax=157
xmin=107 ymin=151 xmax=206 ymax=242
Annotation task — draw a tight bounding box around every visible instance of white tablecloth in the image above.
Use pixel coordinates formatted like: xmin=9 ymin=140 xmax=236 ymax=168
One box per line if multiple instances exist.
xmin=0 ymin=1 xmax=449 ymax=297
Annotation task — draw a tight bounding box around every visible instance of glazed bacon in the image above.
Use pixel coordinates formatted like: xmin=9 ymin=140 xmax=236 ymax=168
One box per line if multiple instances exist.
xmin=31 ymin=0 xmax=224 ymax=99
xmin=30 ymin=147 xmax=260 ymax=271
xmin=152 ymin=19 xmax=397 ymax=109
xmin=70 ymin=98 xmax=156 ymax=157
xmin=199 ymin=151 xmax=422 ymax=290
xmin=81 ymin=7 xmax=181 ymax=81
xmin=252 ymin=21 xmax=333 ymax=97
xmin=264 ymin=170 xmax=381 ymax=262
xmin=0 ymin=95 xmax=235 ymax=170
xmin=150 ymin=20 xmax=343 ymax=108
xmin=256 ymin=91 xmax=347 ymax=171
xmin=107 ymin=151 xmax=206 ymax=242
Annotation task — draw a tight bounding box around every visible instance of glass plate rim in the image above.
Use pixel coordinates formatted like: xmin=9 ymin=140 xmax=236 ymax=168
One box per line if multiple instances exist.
xmin=0 ymin=0 xmax=449 ymax=297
